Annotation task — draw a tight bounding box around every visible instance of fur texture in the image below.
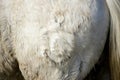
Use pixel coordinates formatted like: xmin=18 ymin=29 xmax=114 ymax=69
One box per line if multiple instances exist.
xmin=0 ymin=0 xmax=110 ymax=80
xmin=106 ymin=0 xmax=120 ymax=80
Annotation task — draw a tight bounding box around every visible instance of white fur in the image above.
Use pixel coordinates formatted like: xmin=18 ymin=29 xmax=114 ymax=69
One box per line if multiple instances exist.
xmin=0 ymin=0 xmax=109 ymax=80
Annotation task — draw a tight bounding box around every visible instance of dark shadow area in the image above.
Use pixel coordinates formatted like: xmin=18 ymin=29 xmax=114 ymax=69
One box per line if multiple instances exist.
xmin=84 ymin=31 xmax=110 ymax=80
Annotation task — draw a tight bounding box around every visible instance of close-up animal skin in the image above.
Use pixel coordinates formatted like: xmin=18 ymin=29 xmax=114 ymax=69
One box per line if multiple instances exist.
xmin=0 ymin=0 xmax=120 ymax=80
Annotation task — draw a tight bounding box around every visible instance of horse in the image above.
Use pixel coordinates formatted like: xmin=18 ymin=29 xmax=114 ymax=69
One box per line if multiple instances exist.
xmin=0 ymin=0 xmax=120 ymax=80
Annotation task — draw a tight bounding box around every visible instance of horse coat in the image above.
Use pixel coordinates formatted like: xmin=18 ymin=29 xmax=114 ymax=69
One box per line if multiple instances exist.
xmin=0 ymin=0 xmax=120 ymax=80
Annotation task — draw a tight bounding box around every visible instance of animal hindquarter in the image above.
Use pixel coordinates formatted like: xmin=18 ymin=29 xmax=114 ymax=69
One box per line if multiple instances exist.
xmin=0 ymin=0 xmax=109 ymax=80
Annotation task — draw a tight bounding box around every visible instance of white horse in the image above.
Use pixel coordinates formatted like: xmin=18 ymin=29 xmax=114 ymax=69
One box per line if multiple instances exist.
xmin=0 ymin=0 xmax=120 ymax=80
